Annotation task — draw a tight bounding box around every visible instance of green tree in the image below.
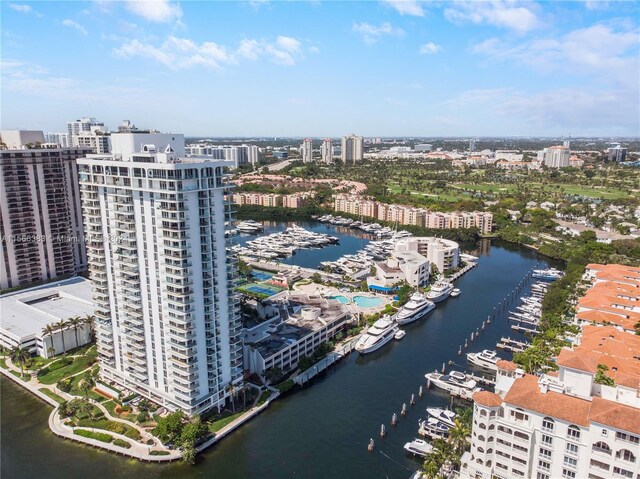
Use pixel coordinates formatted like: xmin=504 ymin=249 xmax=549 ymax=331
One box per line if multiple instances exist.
xmin=79 ymin=370 xmax=96 ymax=398
xmin=9 ymin=346 xmax=30 ymax=378
xmin=42 ymin=324 xmax=56 ymax=357
xmin=447 ymin=418 xmax=471 ymax=454
xmin=68 ymin=316 xmax=82 ymax=349
xmin=154 ymin=410 xmax=185 ymax=443
xmin=55 ymin=320 xmax=68 ymax=354
xmin=594 ymin=364 xmax=615 ymax=386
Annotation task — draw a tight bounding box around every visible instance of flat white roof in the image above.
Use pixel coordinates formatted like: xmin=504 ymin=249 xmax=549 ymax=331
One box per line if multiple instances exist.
xmin=0 ymin=277 xmax=94 ymax=341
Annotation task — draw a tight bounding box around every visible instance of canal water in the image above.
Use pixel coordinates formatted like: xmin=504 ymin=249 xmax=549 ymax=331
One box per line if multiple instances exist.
xmin=1 ymin=224 xmax=554 ymax=479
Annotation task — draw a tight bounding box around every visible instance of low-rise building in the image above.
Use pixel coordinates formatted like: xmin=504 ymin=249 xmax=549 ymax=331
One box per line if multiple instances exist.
xmin=395 ymin=236 xmax=460 ymax=273
xmin=242 ymin=293 xmax=352 ymax=377
xmin=367 ymin=250 xmax=430 ymax=291
xmin=0 ymin=277 xmax=93 ymax=357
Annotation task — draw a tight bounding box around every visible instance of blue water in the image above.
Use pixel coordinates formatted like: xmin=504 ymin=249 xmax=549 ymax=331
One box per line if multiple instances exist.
xmin=353 ymin=295 xmax=385 ymax=308
xmin=329 ymin=295 xmax=350 ymax=304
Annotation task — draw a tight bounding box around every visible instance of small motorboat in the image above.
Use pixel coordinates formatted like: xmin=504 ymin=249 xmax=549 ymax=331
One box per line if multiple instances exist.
xmin=394 ymin=330 xmax=406 ymax=340
xmin=450 ymin=288 xmax=461 ymax=297
xmin=403 ymin=438 xmax=433 ymax=457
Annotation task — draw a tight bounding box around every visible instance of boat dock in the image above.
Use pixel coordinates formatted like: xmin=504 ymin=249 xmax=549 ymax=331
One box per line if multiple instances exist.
xmin=496 ymin=337 xmax=528 ymax=353
xmin=448 ymin=261 xmax=478 ymax=282
xmin=510 ymin=324 xmax=539 ymax=335
xmin=467 ymin=373 xmax=496 ymax=387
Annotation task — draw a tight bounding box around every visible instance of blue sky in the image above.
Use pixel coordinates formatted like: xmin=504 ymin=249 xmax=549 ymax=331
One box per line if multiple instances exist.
xmin=2 ymin=1 xmax=639 ymax=137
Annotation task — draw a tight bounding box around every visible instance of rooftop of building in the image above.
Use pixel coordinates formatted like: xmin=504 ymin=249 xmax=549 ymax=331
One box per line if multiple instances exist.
xmin=472 ymin=391 xmax=503 ymax=408
xmin=557 ymin=326 xmax=640 ymax=389
xmin=0 ymin=277 xmax=93 ymax=340
xmin=254 ymin=293 xmax=350 ymax=359
xmin=576 ymin=309 xmax=637 ymax=332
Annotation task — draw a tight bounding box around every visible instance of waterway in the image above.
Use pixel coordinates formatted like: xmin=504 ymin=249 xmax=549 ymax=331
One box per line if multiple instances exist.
xmin=1 ymin=223 xmax=555 ymax=479
xmin=235 ymin=220 xmax=375 ymax=269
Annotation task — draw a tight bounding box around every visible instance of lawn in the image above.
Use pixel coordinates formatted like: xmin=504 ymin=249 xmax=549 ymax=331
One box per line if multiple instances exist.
xmin=74 ymin=429 xmax=113 ymax=443
xmin=453 ymin=183 xmax=517 ymax=193
xmin=9 ymin=370 xmax=31 ymax=381
xmin=551 ymin=183 xmax=631 ymax=199
xmin=76 ymin=418 xmax=142 ymax=441
xmin=0 ymin=357 xmax=6 ymax=369
xmin=39 ymin=388 xmax=66 ymax=404
xmin=208 ymin=411 xmax=244 ymax=433
xmin=38 ymin=353 xmax=97 ymax=385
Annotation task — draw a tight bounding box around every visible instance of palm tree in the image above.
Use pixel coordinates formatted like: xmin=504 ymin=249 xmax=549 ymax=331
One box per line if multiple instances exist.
xmin=79 ymin=371 xmax=96 ymax=399
xmin=225 ymin=382 xmax=238 ymax=413
xmin=68 ymin=317 xmax=82 ymax=350
xmin=47 ymin=346 xmax=56 ymax=359
xmin=422 ymin=455 xmax=441 ymax=479
xmin=58 ymin=400 xmax=72 ymax=418
xmin=241 ymin=383 xmax=252 ymax=409
xmin=55 ymin=320 xmax=68 ymax=354
xmin=42 ymin=324 xmax=56 ymax=358
xmin=83 ymin=314 xmax=96 ymax=342
xmin=78 ymin=399 xmax=94 ymax=420
xmin=447 ymin=418 xmax=471 ymax=455
xmin=9 ymin=346 xmax=30 ymax=378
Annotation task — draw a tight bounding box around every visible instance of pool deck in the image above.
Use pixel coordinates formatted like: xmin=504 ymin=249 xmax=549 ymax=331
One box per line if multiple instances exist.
xmin=292 ymin=283 xmax=392 ymax=314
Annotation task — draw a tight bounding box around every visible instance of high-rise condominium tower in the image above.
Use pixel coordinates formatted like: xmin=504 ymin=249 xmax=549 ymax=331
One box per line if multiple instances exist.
xmin=341 ymin=134 xmax=364 ymax=163
xmin=300 ymin=139 xmax=313 ymax=163
xmin=0 ymin=130 xmax=90 ymax=289
xmin=321 ymin=139 xmax=333 ymax=163
xmin=78 ymin=132 xmax=242 ymax=414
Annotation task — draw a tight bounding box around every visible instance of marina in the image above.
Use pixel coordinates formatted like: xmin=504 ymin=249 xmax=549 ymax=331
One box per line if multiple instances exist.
xmin=1 ymin=234 xmax=556 ymax=479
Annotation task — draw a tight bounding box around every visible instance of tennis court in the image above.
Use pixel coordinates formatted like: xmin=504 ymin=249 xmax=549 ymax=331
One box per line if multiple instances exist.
xmin=252 ymin=269 xmax=275 ymax=281
xmin=238 ymin=283 xmax=284 ymax=298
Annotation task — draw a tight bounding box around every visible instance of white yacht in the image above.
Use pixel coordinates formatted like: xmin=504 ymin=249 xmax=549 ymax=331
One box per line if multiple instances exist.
xmin=426 ymin=282 xmax=454 ymax=303
xmin=418 ymin=417 xmax=451 ymax=440
xmin=355 ymin=316 xmax=397 ymax=354
xmin=403 ymin=438 xmax=434 ymax=457
xmin=532 ymin=268 xmax=564 ymax=281
xmin=450 ymin=288 xmax=461 ymax=297
xmin=395 ymin=293 xmax=436 ymax=325
xmin=467 ymin=350 xmax=501 ymax=371
xmin=425 ymin=370 xmax=479 ymax=398
xmin=237 ymin=222 xmax=261 ymax=233
xmin=426 ymin=408 xmax=457 ymax=428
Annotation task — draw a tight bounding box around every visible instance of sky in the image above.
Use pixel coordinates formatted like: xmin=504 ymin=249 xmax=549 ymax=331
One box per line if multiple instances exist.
xmin=1 ymin=0 xmax=639 ymax=137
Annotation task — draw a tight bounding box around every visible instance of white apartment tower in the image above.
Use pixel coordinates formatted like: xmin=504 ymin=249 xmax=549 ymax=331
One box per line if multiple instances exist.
xmin=341 ymin=134 xmax=364 ymax=163
xmin=300 ymin=139 xmax=313 ymax=163
xmin=0 ymin=131 xmax=90 ymax=289
xmin=67 ymin=117 xmax=111 ymax=154
xmin=248 ymin=145 xmax=260 ymax=166
xmin=78 ymin=132 xmax=243 ymax=414
xmin=540 ymin=146 xmax=570 ymax=168
xmin=321 ymin=139 xmax=333 ymax=163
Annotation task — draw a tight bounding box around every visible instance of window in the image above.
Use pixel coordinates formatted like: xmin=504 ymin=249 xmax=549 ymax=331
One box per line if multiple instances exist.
xmin=563 ymin=456 xmax=577 ymax=468
xmin=513 ymin=470 xmax=524 ymax=477
xmin=511 ymin=408 xmax=529 ymax=422
xmin=567 ymin=425 xmax=581 ymax=440
xmin=542 ymin=417 xmax=555 ymax=432
xmin=537 ymin=474 xmax=550 ymax=479
xmin=590 ymin=459 xmax=610 ymax=471
xmin=592 ymin=441 xmax=612 ymax=455
xmin=539 ymin=448 xmax=552 ymax=459
xmin=616 ymin=449 xmax=636 ymax=463
xmin=542 ymin=434 xmax=553 ymax=445
xmin=612 ymin=467 xmax=633 ymax=478
xmin=496 ymin=463 xmax=508 ymax=470
xmin=514 ymin=430 xmax=529 ymax=441
xmin=615 ymin=432 xmax=639 ymax=444
xmin=566 ymin=443 xmax=579 ymax=456
xmin=538 ymin=460 xmax=551 ymax=471
xmin=562 ymin=469 xmax=576 ymax=478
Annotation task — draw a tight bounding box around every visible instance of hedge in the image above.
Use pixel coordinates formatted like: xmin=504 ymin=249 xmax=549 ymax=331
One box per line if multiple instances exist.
xmin=76 ymin=419 xmax=141 ymax=440
xmin=150 ymin=450 xmax=170 ymax=456
xmin=113 ymin=438 xmax=132 ymax=449
xmin=74 ymin=429 xmax=113 ymax=443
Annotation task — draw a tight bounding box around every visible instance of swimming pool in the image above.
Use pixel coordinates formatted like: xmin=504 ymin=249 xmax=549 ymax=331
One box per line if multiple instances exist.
xmin=352 ymin=296 xmax=384 ymax=308
xmin=329 ymin=295 xmax=350 ymax=304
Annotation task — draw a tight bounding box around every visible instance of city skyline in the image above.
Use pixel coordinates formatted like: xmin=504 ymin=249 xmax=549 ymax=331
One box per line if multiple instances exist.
xmin=2 ymin=0 xmax=639 ymax=137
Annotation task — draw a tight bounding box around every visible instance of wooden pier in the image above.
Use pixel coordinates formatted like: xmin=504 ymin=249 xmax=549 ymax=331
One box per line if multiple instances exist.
xmin=511 ymin=324 xmax=540 ymax=335
xmin=496 ymin=336 xmax=529 ymax=353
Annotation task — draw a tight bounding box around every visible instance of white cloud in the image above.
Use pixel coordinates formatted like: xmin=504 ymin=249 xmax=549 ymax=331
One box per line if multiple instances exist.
xmin=62 ymin=19 xmax=88 ymax=36
xmin=9 ymin=3 xmax=31 ymax=13
xmin=352 ymin=22 xmax=404 ymax=45
xmin=444 ymin=1 xmax=539 ymax=34
xmin=308 ymin=46 xmax=320 ymax=54
xmin=115 ymin=35 xmax=307 ymax=69
xmin=382 ymin=0 xmax=424 ymax=17
xmin=125 ymin=0 xmax=183 ymax=23
xmin=419 ymin=42 xmax=441 ymax=54
xmin=472 ymin=23 xmax=640 ymax=88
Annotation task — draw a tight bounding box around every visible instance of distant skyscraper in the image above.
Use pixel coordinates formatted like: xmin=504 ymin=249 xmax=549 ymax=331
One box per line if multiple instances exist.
xmin=78 ymin=132 xmax=242 ymax=414
xmin=300 ymin=139 xmax=313 ymax=163
xmin=341 ymin=134 xmax=364 ymax=163
xmin=45 ymin=132 xmax=70 ymax=147
xmin=469 ymin=138 xmax=477 ymax=152
xmin=321 ymin=139 xmax=333 ymax=163
xmin=0 ymin=130 xmax=90 ymax=289
xmin=541 ymin=145 xmax=570 ymax=168
xmin=248 ymin=145 xmax=260 ymax=166
xmin=607 ymin=145 xmax=627 ymax=162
